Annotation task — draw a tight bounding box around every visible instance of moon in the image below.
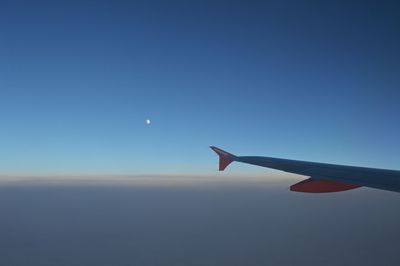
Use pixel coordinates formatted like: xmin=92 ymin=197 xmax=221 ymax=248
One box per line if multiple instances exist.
xmin=146 ymin=119 xmax=151 ymax=125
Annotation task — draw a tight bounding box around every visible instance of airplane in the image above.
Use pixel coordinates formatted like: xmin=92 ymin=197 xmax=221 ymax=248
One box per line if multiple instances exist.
xmin=210 ymin=146 xmax=400 ymax=193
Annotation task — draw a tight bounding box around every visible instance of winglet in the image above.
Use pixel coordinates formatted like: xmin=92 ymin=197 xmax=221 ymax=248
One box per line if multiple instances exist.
xmin=210 ymin=146 xmax=236 ymax=171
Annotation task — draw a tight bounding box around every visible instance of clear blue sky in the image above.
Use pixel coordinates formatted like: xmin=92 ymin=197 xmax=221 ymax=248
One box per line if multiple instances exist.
xmin=1 ymin=0 xmax=399 ymax=175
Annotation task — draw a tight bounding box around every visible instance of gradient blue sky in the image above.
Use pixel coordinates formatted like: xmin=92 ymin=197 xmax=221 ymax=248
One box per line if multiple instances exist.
xmin=1 ymin=0 xmax=399 ymax=175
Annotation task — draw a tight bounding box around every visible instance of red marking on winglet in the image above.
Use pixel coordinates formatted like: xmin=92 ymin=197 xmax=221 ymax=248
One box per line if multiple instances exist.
xmin=210 ymin=146 xmax=235 ymax=171
xmin=290 ymin=178 xmax=361 ymax=193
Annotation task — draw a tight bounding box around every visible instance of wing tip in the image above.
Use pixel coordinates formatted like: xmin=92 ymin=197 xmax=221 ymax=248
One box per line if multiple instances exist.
xmin=210 ymin=146 xmax=235 ymax=171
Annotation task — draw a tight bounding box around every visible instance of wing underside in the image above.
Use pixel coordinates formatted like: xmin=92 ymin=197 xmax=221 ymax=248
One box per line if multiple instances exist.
xmin=290 ymin=177 xmax=361 ymax=193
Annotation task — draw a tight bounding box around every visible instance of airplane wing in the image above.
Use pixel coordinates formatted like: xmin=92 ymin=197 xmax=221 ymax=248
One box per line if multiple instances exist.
xmin=210 ymin=146 xmax=400 ymax=193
